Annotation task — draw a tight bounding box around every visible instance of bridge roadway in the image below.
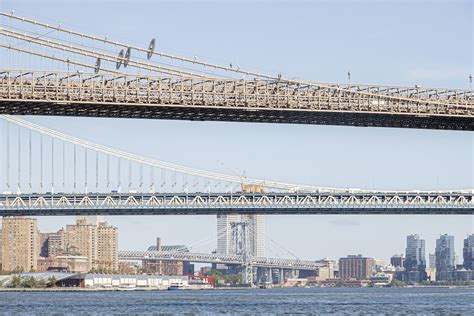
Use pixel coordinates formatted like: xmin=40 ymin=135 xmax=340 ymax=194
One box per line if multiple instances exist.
xmin=0 ymin=191 xmax=472 ymax=216
xmin=1 ymin=71 xmax=473 ymax=130
xmin=118 ymin=250 xmax=326 ymax=271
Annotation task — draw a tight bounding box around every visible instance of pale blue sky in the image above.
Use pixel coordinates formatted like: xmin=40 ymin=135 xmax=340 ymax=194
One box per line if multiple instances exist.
xmin=0 ymin=0 xmax=473 ymax=263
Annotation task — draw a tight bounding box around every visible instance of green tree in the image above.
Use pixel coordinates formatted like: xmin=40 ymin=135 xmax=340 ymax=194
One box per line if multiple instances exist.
xmin=390 ymin=279 xmax=406 ymax=287
xmin=21 ymin=276 xmax=37 ymax=288
xmin=10 ymin=275 xmax=23 ymax=288
xmin=205 ymin=269 xmax=224 ymax=286
xmin=224 ymin=274 xmax=241 ymax=286
xmin=48 ymin=276 xmax=57 ymax=287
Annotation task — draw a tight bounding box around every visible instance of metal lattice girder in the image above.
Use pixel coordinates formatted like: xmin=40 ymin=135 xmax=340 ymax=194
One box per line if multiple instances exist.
xmin=117 ymin=250 xmax=326 ymax=271
xmin=0 ymin=192 xmax=472 ymax=216
xmin=0 ymin=70 xmax=472 ymax=130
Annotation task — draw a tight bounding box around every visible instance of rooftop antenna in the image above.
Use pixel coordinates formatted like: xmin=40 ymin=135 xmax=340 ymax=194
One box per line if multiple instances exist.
xmin=347 ymin=70 xmax=351 ymax=83
xmin=470 ymin=73 xmax=472 ymax=90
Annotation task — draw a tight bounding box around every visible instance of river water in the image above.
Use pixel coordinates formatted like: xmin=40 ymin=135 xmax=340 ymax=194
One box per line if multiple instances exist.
xmin=0 ymin=287 xmax=473 ymax=314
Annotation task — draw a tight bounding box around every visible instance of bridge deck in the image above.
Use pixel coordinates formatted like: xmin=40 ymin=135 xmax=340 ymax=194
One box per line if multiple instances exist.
xmin=1 ymin=71 xmax=473 ymax=130
xmin=1 ymin=192 xmax=472 ymax=216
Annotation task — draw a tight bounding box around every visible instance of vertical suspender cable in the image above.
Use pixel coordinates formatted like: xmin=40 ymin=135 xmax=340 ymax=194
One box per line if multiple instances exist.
xmin=29 ymin=129 xmax=32 ymax=189
xmin=51 ymin=137 xmax=54 ymax=192
xmin=73 ymin=144 xmax=76 ymax=191
xmin=17 ymin=126 xmax=21 ymax=191
xmin=118 ymin=157 xmax=121 ymax=190
xmin=96 ymin=151 xmax=99 ymax=189
xmin=84 ymin=148 xmax=88 ymax=191
xmin=139 ymin=163 xmax=143 ymax=188
xmin=106 ymin=154 xmax=110 ymax=188
xmin=161 ymin=168 xmax=165 ymax=188
xmin=62 ymin=140 xmax=65 ymax=190
xmin=6 ymin=120 xmax=9 ymax=189
xmin=128 ymin=160 xmax=132 ymax=189
xmin=40 ymin=133 xmax=43 ymax=191
xmin=150 ymin=166 xmax=154 ymax=192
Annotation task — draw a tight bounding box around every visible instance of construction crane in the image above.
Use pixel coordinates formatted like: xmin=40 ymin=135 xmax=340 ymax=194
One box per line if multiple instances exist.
xmin=217 ymin=160 xmax=263 ymax=193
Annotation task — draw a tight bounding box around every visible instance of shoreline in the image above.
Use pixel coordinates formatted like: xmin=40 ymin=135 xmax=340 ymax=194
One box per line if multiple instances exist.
xmin=1 ymin=285 xmax=473 ymax=292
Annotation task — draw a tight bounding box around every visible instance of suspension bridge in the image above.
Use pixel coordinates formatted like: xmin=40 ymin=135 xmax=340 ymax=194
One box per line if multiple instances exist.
xmin=0 ymin=114 xmax=472 ymax=215
xmin=0 ymin=12 xmax=471 ymax=216
xmin=0 ymin=12 xmax=472 ymax=285
xmin=0 ymin=12 xmax=472 ymax=130
xmin=118 ymin=219 xmax=331 ymax=285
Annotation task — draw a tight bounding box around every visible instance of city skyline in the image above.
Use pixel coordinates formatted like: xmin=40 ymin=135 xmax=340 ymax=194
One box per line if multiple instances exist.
xmin=0 ymin=0 xmax=472 ymax=264
xmin=2 ymin=216 xmax=473 ymax=272
xmin=20 ymin=216 xmax=474 ymax=264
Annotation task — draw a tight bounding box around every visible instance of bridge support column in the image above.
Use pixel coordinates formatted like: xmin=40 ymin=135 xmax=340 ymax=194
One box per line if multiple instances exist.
xmin=279 ymin=268 xmax=285 ymax=284
xmin=267 ymin=268 xmax=272 ymax=284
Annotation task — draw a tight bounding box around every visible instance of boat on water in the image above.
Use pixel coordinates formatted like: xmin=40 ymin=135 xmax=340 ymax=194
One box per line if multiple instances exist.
xmin=258 ymin=282 xmax=273 ymax=289
xmin=168 ymin=283 xmax=185 ymax=290
xmin=118 ymin=284 xmax=136 ymax=291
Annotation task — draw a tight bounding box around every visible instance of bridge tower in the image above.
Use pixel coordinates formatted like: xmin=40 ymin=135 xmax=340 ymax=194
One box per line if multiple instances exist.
xmin=230 ymin=221 xmax=253 ymax=285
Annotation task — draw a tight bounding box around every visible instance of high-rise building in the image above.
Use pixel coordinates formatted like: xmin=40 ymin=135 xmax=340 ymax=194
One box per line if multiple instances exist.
xmin=40 ymin=232 xmax=62 ymax=258
xmin=1 ymin=217 xmax=40 ymax=272
xmin=97 ymin=222 xmax=119 ymax=271
xmin=339 ymin=255 xmax=374 ymax=280
xmin=47 ymin=229 xmax=66 ymax=258
xmin=390 ymin=254 xmax=405 ymax=268
xmin=216 ymin=214 xmax=265 ymax=257
xmin=65 ymin=219 xmax=98 ymax=271
xmin=429 ymin=253 xmax=436 ymax=269
xmin=76 ymin=216 xmax=105 ymax=226
xmin=64 ymin=219 xmax=118 ymax=271
xmin=463 ymin=234 xmax=474 ymax=270
xmin=435 ymin=234 xmax=455 ymax=282
xmin=404 ymin=234 xmax=427 ymax=282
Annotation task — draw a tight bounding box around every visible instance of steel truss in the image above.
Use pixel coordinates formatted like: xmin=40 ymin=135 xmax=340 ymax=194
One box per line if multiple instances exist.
xmin=0 ymin=192 xmax=472 ymax=216
xmin=1 ymin=70 xmax=472 ymax=130
xmin=118 ymin=250 xmax=326 ymax=271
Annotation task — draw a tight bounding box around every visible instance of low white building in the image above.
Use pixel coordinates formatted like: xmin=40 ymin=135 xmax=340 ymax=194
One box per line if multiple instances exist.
xmin=84 ymin=274 xmax=189 ymax=289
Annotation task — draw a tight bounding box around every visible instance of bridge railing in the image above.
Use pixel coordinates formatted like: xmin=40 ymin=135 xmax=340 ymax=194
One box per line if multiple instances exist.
xmin=1 ymin=71 xmax=472 ymax=117
xmin=1 ymin=192 xmax=472 ymax=215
